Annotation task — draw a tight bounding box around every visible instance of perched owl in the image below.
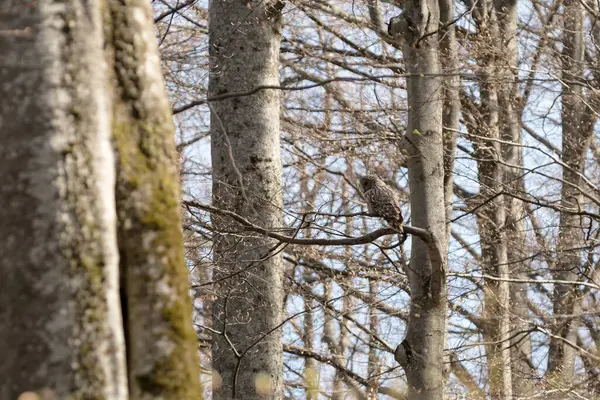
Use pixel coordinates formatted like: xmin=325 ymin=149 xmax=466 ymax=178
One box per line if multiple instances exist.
xmin=359 ymin=175 xmax=404 ymax=233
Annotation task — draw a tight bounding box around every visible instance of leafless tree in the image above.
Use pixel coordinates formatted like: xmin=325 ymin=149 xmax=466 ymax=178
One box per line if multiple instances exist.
xmin=156 ymin=0 xmax=600 ymax=398
xmin=208 ymin=1 xmax=286 ymax=399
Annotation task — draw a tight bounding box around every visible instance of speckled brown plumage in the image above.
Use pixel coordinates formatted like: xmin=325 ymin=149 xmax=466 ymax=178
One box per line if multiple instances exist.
xmin=359 ymin=175 xmax=404 ymax=233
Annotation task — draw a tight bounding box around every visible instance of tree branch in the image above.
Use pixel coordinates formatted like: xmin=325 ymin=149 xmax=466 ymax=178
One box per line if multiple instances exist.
xmin=185 ymin=200 xmax=434 ymax=246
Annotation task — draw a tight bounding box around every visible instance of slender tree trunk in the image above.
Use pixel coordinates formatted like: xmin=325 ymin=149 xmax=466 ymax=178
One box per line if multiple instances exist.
xmin=439 ymin=0 xmax=460 ymax=238
xmin=367 ymin=278 xmax=380 ymax=399
xmin=464 ymin=3 xmax=513 ymax=396
xmin=389 ymin=2 xmax=447 ymax=397
xmin=0 ymin=2 xmax=128 ymax=398
xmin=472 ymin=97 xmax=513 ymax=398
xmin=325 ymin=280 xmax=348 ymax=399
xmin=105 ymin=0 xmax=204 ymax=398
xmin=505 ymin=155 xmax=533 ymax=397
xmin=438 ymin=2 xmax=459 ymax=392
xmin=331 ymin=181 xmax=351 ymax=399
xmin=547 ymin=0 xmax=592 ymax=385
xmin=301 ymin=177 xmax=319 ymax=400
xmin=495 ymin=0 xmax=534 ymax=395
xmin=303 ymin=297 xmax=318 ymax=400
xmin=209 ymin=1 xmax=285 ymax=399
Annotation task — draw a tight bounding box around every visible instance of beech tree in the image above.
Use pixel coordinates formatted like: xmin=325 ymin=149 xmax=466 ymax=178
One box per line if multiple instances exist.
xmin=208 ymin=1 xmax=285 ymax=399
xmin=387 ymin=1 xmax=448 ymax=397
xmin=0 ymin=3 xmax=128 ymax=397
xmin=0 ymin=1 xmax=202 ymax=399
xmin=459 ymin=0 xmax=520 ymax=395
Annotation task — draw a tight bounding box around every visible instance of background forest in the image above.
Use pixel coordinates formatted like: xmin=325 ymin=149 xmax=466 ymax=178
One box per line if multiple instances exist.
xmin=160 ymin=0 xmax=600 ymax=399
xmin=1 ymin=0 xmax=599 ymax=399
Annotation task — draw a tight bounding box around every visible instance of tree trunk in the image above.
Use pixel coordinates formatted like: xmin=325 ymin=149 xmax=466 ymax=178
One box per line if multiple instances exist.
xmin=367 ymin=278 xmax=381 ymax=399
xmin=438 ymin=1 xmax=459 ymax=392
xmin=105 ymin=0 xmax=204 ymax=398
xmin=209 ymin=1 xmax=285 ymax=399
xmin=389 ymin=1 xmax=447 ymax=397
xmin=547 ymin=0 xmax=592 ymax=385
xmin=303 ymin=297 xmax=318 ymax=400
xmin=495 ymin=0 xmax=534 ymax=395
xmin=0 ymin=2 xmax=128 ymax=398
xmin=439 ymin=0 xmax=460 ymax=238
xmin=464 ymin=2 xmax=513 ymax=395
xmin=325 ymin=279 xmax=349 ymax=399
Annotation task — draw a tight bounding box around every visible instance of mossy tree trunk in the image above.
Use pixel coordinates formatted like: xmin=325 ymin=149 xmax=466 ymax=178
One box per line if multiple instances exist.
xmin=105 ymin=0 xmax=203 ymax=398
xmin=208 ymin=1 xmax=285 ymax=399
xmin=0 ymin=1 xmax=128 ymax=398
xmin=0 ymin=1 xmax=203 ymax=399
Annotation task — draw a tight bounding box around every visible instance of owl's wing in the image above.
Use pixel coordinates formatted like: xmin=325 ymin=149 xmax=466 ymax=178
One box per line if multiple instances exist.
xmin=364 ymin=189 xmax=377 ymax=214
xmin=378 ymin=185 xmax=403 ymax=219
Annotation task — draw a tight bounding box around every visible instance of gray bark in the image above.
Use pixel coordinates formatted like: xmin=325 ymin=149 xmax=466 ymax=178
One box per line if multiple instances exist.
xmin=209 ymin=1 xmax=285 ymax=399
xmin=494 ymin=0 xmax=534 ymax=395
xmin=439 ymin=0 xmax=460 ymax=236
xmin=303 ymin=297 xmax=318 ymax=400
xmin=389 ymin=1 xmax=448 ymax=397
xmin=472 ymin=68 xmax=513 ymax=400
xmin=325 ymin=279 xmax=349 ymax=399
xmin=0 ymin=1 xmax=127 ymax=398
xmin=547 ymin=0 xmax=592 ymax=385
xmin=366 ymin=278 xmax=380 ymax=399
xmin=439 ymin=0 xmax=460 ymax=394
xmin=463 ymin=1 xmax=514 ymax=395
xmin=300 ymin=172 xmax=320 ymax=400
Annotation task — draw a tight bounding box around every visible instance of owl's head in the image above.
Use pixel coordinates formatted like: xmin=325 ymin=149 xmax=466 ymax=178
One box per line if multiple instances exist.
xmin=359 ymin=175 xmax=382 ymax=192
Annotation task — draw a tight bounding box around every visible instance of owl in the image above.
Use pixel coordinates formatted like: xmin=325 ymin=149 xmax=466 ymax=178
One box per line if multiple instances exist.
xmin=359 ymin=175 xmax=404 ymax=233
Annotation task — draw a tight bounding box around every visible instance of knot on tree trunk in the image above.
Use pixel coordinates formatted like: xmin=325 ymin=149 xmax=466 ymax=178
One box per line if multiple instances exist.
xmin=394 ymin=339 xmax=413 ymax=368
xmin=387 ymin=0 xmax=433 ymax=48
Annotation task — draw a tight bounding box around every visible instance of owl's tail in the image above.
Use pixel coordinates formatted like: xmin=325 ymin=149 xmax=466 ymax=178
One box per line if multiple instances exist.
xmin=387 ymin=218 xmax=404 ymax=234
xmin=387 ymin=218 xmax=408 ymax=244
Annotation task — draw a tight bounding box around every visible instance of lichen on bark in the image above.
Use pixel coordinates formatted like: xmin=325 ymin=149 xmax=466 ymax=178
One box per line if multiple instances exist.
xmin=104 ymin=0 xmax=203 ymax=398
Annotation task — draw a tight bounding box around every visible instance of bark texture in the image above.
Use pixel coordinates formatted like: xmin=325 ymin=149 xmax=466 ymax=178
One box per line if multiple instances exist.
xmin=461 ymin=0 xmax=517 ymax=395
xmin=439 ymin=0 xmax=460 ymax=392
xmin=390 ymin=1 xmax=447 ymax=397
xmin=209 ymin=1 xmax=285 ymax=399
xmin=106 ymin=0 xmax=203 ymax=398
xmin=0 ymin=1 xmax=127 ymax=398
xmin=494 ymin=0 xmax=534 ymax=395
xmin=547 ymin=0 xmax=592 ymax=386
xmin=439 ymin=0 xmax=460 ymax=235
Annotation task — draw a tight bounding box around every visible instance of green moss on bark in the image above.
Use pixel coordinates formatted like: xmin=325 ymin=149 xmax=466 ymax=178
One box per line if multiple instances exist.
xmin=112 ymin=118 xmax=202 ymax=399
xmin=105 ymin=0 xmax=203 ymax=398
